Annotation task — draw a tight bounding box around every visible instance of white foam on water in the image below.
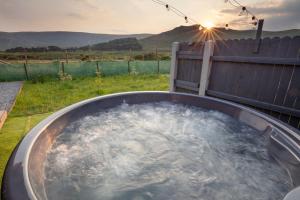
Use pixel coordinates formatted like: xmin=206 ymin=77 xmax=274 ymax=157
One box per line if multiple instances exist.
xmin=44 ymin=102 xmax=291 ymax=200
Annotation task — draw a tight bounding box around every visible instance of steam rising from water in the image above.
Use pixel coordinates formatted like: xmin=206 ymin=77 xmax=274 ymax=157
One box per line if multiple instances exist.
xmin=44 ymin=102 xmax=291 ymax=200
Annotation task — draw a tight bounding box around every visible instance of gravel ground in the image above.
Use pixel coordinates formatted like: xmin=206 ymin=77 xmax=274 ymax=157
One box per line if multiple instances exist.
xmin=0 ymin=82 xmax=23 ymax=111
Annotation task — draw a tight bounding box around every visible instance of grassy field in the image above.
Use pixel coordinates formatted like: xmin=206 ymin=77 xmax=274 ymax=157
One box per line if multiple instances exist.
xmin=0 ymin=50 xmax=170 ymax=63
xmin=0 ymin=74 xmax=169 ymax=190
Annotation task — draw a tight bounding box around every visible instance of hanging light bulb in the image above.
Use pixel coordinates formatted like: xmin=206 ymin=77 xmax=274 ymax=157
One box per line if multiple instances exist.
xmin=165 ymin=4 xmax=170 ymax=11
xmin=252 ymin=21 xmax=258 ymax=26
xmin=239 ymin=6 xmax=247 ymax=16
xmin=221 ymin=0 xmax=259 ymax=30
xmin=225 ymin=24 xmax=229 ymax=30
xmin=151 ymin=0 xmax=206 ymax=31
xmin=185 ymin=16 xmax=188 ymax=23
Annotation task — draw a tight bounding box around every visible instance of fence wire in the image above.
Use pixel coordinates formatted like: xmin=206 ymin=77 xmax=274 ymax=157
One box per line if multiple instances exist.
xmin=0 ymin=60 xmax=171 ymax=81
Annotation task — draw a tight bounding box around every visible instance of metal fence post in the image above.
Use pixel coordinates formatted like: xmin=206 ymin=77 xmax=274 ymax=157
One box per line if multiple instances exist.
xmin=169 ymin=42 xmax=179 ymax=92
xmin=199 ymin=40 xmax=214 ymax=96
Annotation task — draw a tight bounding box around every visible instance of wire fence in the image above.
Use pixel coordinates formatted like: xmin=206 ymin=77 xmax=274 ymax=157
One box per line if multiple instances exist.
xmin=0 ymin=60 xmax=171 ymax=81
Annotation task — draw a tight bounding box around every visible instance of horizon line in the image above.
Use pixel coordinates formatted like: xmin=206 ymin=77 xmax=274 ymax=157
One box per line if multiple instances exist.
xmin=1 ymin=25 xmax=299 ymax=35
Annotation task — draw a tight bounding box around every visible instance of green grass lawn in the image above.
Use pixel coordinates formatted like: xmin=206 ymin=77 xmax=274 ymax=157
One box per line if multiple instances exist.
xmin=0 ymin=74 xmax=169 ymax=190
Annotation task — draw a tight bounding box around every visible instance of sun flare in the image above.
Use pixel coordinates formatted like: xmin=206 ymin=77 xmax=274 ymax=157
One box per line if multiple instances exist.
xmin=203 ymin=21 xmax=215 ymax=30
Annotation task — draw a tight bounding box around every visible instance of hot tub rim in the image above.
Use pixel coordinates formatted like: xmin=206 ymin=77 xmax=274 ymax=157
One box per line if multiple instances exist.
xmin=2 ymin=91 xmax=300 ymax=200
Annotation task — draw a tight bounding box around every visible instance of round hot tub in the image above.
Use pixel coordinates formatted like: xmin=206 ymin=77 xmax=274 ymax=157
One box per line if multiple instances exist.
xmin=2 ymin=92 xmax=300 ymax=200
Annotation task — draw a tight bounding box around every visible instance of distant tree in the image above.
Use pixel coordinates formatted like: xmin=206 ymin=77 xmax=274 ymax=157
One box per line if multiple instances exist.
xmin=5 ymin=37 xmax=143 ymax=52
xmin=134 ymin=53 xmax=156 ymax=60
xmin=79 ymin=46 xmax=91 ymax=51
xmin=90 ymin=38 xmax=142 ymax=51
xmin=6 ymin=46 xmax=62 ymax=52
xmin=134 ymin=54 xmax=144 ymax=60
xmin=47 ymin=46 xmax=62 ymax=51
xmin=6 ymin=47 xmax=26 ymax=52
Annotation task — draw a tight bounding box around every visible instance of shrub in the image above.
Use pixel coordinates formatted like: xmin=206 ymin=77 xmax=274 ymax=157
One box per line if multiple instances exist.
xmin=58 ymin=70 xmax=72 ymax=81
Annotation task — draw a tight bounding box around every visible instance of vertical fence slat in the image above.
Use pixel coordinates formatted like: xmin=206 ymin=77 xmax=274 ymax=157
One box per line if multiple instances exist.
xmin=259 ymin=38 xmax=281 ymax=105
xmin=199 ymin=40 xmax=214 ymax=96
xmin=273 ymin=37 xmax=294 ymax=123
xmin=170 ymin=42 xmax=179 ymax=92
xmin=282 ymin=36 xmax=300 ymax=127
xmin=177 ymin=37 xmax=300 ymax=130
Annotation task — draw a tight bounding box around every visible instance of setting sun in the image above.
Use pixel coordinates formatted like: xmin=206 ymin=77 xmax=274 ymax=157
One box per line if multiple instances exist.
xmin=203 ymin=21 xmax=215 ymax=30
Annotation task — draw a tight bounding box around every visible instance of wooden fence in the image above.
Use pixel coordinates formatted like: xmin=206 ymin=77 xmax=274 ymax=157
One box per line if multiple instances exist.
xmin=170 ymin=37 xmax=300 ymax=130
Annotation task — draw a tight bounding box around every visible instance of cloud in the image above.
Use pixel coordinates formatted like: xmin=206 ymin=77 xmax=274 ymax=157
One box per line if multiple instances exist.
xmin=67 ymin=12 xmax=86 ymax=20
xmin=0 ymin=0 xmax=299 ymax=33
xmin=220 ymin=0 xmax=300 ymax=30
xmin=70 ymin=0 xmax=100 ymax=10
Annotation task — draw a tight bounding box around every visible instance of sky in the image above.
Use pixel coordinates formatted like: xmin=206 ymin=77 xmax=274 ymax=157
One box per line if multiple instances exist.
xmin=0 ymin=0 xmax=299 ymax=34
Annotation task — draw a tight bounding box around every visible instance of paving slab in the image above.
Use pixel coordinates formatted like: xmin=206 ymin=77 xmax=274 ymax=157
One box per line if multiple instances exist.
xmin=0 ymin=81 xmax=23 ymax=130
xmin=0 ymin=81 xmax=23 ymax=111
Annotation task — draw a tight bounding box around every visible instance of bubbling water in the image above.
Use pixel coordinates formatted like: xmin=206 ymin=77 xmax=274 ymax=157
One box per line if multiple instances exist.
xmin=44 ymin=102 xmax=291 ymax=200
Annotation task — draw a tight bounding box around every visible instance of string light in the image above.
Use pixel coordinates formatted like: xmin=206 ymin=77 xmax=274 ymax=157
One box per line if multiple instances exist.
xmin=225 ymin=24 xmax=229 ymax=30
xmin=151 ymin=0 xmax=259 ymax=31
xmin=224 ymin=0 xmax=259 ymax=29
xmin=151 ymin=0 xmax=204 ymax=30
xmin=166 ymin=4 xmax=170 ymax=11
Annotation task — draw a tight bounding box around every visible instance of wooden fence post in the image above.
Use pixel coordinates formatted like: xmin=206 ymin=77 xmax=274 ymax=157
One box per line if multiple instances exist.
xmin=199 ymin=40 xmax=214 ymax=96
xmin=169 ymin=42 xmax=179 ymax=92
xmin=65 ymin=50 xmax=69 ymax=64
xmin=24 ymin=50 xmax=28 ymax=65
xmin=156 ymin=48 xmax=160 ymax=74
xmin=23 ymin=63 xmax=29 ymax=80
xmin=254 ymin=19 xmax=264 ymax=53
xmin=61 ymin=62 xmax=65 ymax=75
xmin=96 ymin=61 xmax=100 ymax=73
xmin=0 ymin=110 xmax=8 ymax=130
xmin=128 ymin=61 xmax=130 ymax=74
xmin=128 ymin=49 xmax=132 ymax=74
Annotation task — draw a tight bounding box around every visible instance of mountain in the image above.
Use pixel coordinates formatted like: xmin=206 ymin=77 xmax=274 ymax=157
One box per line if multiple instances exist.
xmin=140 ymin=25 xmax=300 ymax=50
xmin=1 ymin=25 xmax=300 ymax=51
xmin=140 ymin=25 xmax=200 ymax=50
xmin=80 ymin=38 xmax=142 ymax=51
xmin=0 ymin=31 xmax=152 ymax=51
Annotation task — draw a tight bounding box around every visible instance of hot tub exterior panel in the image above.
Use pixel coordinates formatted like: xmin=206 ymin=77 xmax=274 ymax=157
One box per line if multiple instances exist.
xmin=1 ymin=143 xmax=30 ymax=200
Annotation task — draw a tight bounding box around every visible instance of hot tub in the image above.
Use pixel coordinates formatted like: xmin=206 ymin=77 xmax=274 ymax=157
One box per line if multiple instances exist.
xmin=2 ymin=92 xmax=300 ymax=200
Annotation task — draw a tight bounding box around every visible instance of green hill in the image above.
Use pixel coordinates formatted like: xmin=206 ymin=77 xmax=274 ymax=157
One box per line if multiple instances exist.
xmin=80 ymin=38 xmax=142 ymax=51
xmin=2 ymin=25 xmax=300 ymax=51
xmin=140 ymin=25 xmax=200 ymax=50
xmin=0 ymin=32 xmax=151 ymax=51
